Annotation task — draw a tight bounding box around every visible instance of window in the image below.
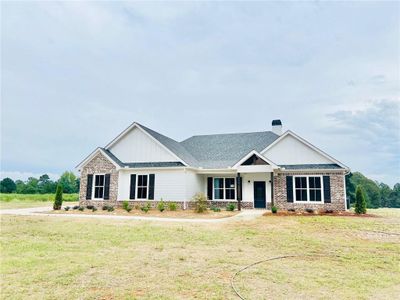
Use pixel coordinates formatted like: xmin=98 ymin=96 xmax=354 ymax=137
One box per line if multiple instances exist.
xmin=213 ymin=177 xmax=235 ymax=200
xmin=294 ymin=176 xmax=323 ymax=202
xmin=94 ymin=174 xmax=105 ymax=199
xmin=309 ymin=177 xmax=322 ymax=201
xmin=137 ymin=175 xmax=148 ymax=199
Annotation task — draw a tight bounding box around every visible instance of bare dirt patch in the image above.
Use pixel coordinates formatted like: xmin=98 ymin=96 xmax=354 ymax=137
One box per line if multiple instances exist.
xmin=48 ymin=207 xmax=239 ymax=219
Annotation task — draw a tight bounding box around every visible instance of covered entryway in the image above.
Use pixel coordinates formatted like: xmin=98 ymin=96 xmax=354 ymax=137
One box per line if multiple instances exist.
xmin=253 ymin=181 xmax=266 ymax=208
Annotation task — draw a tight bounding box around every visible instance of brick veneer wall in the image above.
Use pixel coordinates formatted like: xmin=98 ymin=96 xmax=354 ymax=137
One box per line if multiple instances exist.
xmin=79 ymin=152 xmax=118 ymax=207
xmin=273 ymin=171 xmax=346 ymax=212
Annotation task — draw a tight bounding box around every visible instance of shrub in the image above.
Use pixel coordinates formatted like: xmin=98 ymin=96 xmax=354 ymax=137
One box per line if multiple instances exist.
xmin=64 ymin=206 xmax=70 ymax=211
xmin=226 ymin=203 xmax=235 ymax=211
xmin=102 ymin=205 xmax=109 ymax=211
xmin=107 ymin=206 xmax=114 ymax=212
xmin=141 ymin=203 xmax=150 ymax=213
xmin=355 ymin=185 xmax=367 ymax=214
xmin=122 ymin=201 xmax=132 ymax=212
xmin=53 ymin=184 xmax=63 ymax=210
xmin=157 ymin=199 xmax=165 ymax=212
xmin=193 ymin=193 xmax=207 ymax=213
xmin=86 ymin=205 xmax=94 ymax=210
xmin=73 ymin=205 xmax=79 ymax=210
xmin=288 ymin=208 xmax=296 ymax=212
xmin=211 ymin=206 xmax=221 ymax=212
xmin=92 ymin=207 xmax=97 ymax=212
xmin=168 ymin=202 xmax=177 ymax=211
xmin=78 ymin=206 xmax=84 ymax=211
xmin=305 ymin=208 xmax=314 ymax=214
xmin=271 ymin=206 xmax=278 ymax=214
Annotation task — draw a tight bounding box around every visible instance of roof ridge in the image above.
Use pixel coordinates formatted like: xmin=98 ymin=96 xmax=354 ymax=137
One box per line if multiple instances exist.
xmin=181 ymin=130 xmax=276 ymax=142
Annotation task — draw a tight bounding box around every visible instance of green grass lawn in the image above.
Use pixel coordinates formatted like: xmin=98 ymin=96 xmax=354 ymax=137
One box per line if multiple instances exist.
xmin=1 ymin=209 xmax=399 ymax=299
xmin=0 ymin=193 xmax=78 ymax=209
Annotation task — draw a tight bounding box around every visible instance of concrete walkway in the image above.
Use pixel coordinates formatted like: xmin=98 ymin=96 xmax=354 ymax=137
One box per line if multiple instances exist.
xmin=0 ymin=206 xmax=266 ymax=223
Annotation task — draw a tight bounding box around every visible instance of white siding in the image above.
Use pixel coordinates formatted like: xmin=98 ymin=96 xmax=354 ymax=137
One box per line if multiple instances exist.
xmin=118 ymin=169 xmax=187 ymax=201
xmin=185 ymin=170 xmax=204 ymax=200
xmin=109 ymin=127 xmax=177 ymax=163
xmin=242 ymin=173 xmax=272 ymax=203
xmin=262 ymin=134 xmax=333 ymax=165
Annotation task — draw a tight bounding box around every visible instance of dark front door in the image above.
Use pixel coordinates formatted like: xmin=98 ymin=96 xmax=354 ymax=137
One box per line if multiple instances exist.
xmin=254 ymin=181 xmax=266 ymax=208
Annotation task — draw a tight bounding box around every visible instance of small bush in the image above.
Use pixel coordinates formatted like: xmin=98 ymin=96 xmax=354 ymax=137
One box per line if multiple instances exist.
xmin=64 ymin=206 xmax=70 ymax=211
xmin=122 ymin=200 xmax=130 ymax=211
xmin=325 ymin=209 xmax=334 ymax=214
xmin=78 ymin=206 xmax=84 ymax=211
xmin=288 ymin=208 xmax=296 ymax=212
xmin=157 ymin=199 xmax=165 ymax=212
xmin=168 ymin=202 xmax=177 ymax=211
xmin=86 ymin=205 xmax=94 ymax=210
xmin=92 ymin=207 xmax=97 ymax=212
xmin=355 ymin=185 xmax=367 ymax=214
xmin=72 ymin=205 xmax=79 ymax=210
xmin=305 ymin=208 xmax=314 ymax=214
xmin=211 ymin=206 xmax=221 ymax=212
xmin=102 ymin=205 xmax=109 ymax=211
xmin=271 ymin=206 xmax=278 ymax=214
xmin=53 ymin=184 xmax=63 ymax=210
xmin=141 ymin=203 xmax=151 ymax=213
xmin=226 ymin=203 xmax=235 ymax=211
xmin=107 ymin=206 xmax=114 ymax=212
xmin=193 ymin=193 xmax=207 ymax=213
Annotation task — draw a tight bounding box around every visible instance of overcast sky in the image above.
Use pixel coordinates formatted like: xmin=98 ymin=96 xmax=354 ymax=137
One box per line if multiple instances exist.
xmin=1 ymin=1 xmax=399 ymax=186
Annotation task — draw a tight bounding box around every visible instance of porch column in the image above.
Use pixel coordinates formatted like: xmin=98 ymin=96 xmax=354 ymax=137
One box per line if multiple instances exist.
xmin=236 ymin=173 xmax=242 ymax=211
xmin=270 ymin=172 xmax=274 ymax=206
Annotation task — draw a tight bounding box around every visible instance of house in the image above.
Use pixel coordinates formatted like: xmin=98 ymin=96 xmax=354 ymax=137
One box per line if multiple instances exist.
xmin=77 ymin=120 xmax=350 ymax=211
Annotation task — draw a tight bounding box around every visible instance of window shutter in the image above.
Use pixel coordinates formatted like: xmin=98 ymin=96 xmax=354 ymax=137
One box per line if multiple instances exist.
xmin=104 ymin=174 xmax=111 ymax=200
xmin=323 ymin=176 xmax=331 ymax=203
xmin=207 ymin=177 xmax=213 ymax=200
xmin=148 ymin=174 xmax=155 ymax=200
xmin=129 ymin=174 xmax=136 ymax=199
xmin=286 ymin=176 xmax=293 ymax=202
xmin=86 ymin=174 xmax=93 ymax=199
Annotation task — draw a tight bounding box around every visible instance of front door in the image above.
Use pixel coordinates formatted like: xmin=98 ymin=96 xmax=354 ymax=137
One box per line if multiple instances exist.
xmin=254 ymin=181 xmax=266 ymax=208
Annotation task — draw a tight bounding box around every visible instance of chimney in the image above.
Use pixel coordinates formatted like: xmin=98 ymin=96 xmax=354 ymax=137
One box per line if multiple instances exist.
xmin=271 ymin=119 xmax=282 ymax=135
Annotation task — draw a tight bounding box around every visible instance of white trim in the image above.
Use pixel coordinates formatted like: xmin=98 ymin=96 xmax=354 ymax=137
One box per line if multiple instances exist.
xmin=212 ymin=177 xmax=236 ymax=201
xmin=136 ymin=174 xmax=149 ymax=200
xmin=261 ymin=130 xmax=350 ymax=171
xmin=76 ymin=148 xmax=120 ymax=170
xmin=104 ymin=122 xmax=188 ymax=166
xmin=232 ymin=150 xmax=279 ymax=169
xmin=292 ymin=175 xmax=325 ymax=203
xmin=92 ymin=173 xmax=106 ymax=200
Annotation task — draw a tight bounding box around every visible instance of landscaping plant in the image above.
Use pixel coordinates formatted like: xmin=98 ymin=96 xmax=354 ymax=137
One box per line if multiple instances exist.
xmin=122 ymin=201 xmax=131 ymax=212
xmin=271 ymin=205 xmax=278 ymax=214
xmin=53 ymin=184 xmax=63 ymax=210
xmin=157 ymin=199 xmax=165 ymax=212
xmin=226 ymin=203 xmax=235 ymax=211
xmin=64 ymin=206 xmax=70 ymax=211
xmin=168 ymin=202 xmax=177 ymax=211
xmin=78 ymin=206 xmax=84 ymax=211
xmin=355 ymin=185 xmax=367 ymax=214
xmin=211 ymin=206 xmax=221 ymax=212
xmin=141 ymin=203 xmax=151 ymax=213
xmin=193 ymin=193 xmax=207 ymax=213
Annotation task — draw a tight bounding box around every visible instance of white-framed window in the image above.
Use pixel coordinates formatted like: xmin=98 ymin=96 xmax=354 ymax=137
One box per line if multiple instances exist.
xmin=213 ymin=177 xmax=236 ymax=200
xmin=93 ymin=174 xmax=105 ymax=199
xmin=137 ymin=175 xmax=148 ymax=199
xmin=293 ymin=175 xmax=323 ymax=202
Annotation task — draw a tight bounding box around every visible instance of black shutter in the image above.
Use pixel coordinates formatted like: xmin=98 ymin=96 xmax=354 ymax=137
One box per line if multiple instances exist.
xmin=323 ymin=176 xmax=331 ymax=203
xmin=286 ymin=176 xmax=293 ymax=202
xmin=207 ymin=177 xmax=213 ymax=200
xmin=103 ymin=174 xmax=111 ymax=200
xmin=86 ymin=174 xmax=93 ymax=199
xmin=236 ymin=176 xmax=242 ymax=200
xmin=148 ymin=174 xmax=155 ymax=200
xmin=129 ymin=174 xmax=136 ymax=199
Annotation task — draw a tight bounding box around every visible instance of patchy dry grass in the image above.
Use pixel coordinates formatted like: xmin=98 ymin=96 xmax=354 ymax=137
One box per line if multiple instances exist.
xmin=1 ymin=209 xmax=399 ymax=299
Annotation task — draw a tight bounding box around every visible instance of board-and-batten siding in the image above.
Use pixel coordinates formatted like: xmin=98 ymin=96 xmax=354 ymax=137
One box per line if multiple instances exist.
xmin=118 ymin=169 xmax=187 ymax=201
xmin=262 ymin=134 xmax=333 ymax=165
xmin=109 ymin=127 xmax=177 ymax=163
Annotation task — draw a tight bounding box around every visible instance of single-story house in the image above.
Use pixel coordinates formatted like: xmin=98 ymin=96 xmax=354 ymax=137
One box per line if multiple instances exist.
xmin=77 ymin=120 xmax=349 ymax=211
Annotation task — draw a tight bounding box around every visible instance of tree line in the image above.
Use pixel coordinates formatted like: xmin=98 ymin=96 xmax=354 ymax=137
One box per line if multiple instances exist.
xmin=346 ymin=172 xmax=400 ymax=208
xmin=0 ymin=171 xmax=79 ymax=194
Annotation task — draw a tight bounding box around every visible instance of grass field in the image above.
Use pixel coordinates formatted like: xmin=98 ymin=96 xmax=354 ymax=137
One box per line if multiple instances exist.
xmin=0 ymin=193 xmax=78 ymax=209
xmin=1 ymin=209 xmax=399 ymax=299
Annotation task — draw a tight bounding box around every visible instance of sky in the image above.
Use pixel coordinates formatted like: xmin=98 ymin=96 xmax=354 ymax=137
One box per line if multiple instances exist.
xmin=1 ymin=1 xmax=399 ymax=186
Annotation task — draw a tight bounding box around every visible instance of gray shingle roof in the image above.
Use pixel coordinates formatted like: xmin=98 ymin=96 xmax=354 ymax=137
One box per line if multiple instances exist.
xmin=279 ymin=164 xmax=343 ymax=170
xmin=180 ymin=131 xmax=279 ymax=168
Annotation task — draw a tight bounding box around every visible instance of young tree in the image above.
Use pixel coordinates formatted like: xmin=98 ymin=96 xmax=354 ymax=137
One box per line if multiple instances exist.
xmin=0 ymin=178 xmax=16 ymax=193
xmin=354 ymin=185 xmax=367 ymax=214
xmin=53 ymin=184 xmax=63 ymax=210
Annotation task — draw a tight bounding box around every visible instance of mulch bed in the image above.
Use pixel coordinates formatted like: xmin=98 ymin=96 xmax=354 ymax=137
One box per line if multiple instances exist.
xmin=263 ymin=211 xmax=379 ymax=218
